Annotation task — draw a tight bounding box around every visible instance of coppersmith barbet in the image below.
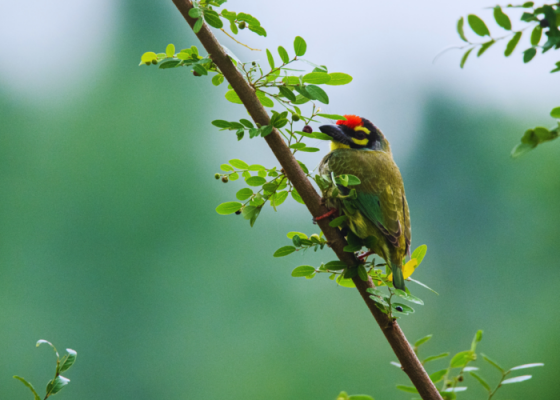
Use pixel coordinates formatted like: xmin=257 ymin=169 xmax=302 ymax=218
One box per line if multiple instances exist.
xmin=317 ymin=115 xmax=411 ymax=290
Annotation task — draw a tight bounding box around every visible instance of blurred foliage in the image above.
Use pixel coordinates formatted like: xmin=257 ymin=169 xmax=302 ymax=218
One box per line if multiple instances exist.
xmin=454 ymin=2 xmax=560 ymax=156
xmin=14 ymin=340 xmax=77 ymax=400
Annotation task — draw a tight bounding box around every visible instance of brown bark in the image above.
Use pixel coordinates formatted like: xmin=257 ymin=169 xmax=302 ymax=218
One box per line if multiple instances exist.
xmin=171 ymin=1 xmax=443 ymax=399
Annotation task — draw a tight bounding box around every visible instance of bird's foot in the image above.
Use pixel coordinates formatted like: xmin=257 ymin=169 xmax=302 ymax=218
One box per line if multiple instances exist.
xmin=313 ymin=208 xmax=338 ymax=224
xmin=357 ymin=250 xmax=375 ymax=262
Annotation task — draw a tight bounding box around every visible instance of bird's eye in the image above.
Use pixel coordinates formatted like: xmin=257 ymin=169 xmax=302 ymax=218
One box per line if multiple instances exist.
xmin=354 ymin=131 xmax=366 ymax=140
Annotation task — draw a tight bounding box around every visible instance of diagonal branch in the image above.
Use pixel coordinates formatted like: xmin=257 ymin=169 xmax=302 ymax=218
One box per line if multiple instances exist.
xmin=171 ymin=1 xmax=443 ymax=399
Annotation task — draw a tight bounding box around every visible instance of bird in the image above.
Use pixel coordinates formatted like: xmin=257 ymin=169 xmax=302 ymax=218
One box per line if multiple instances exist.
xmin=316 ymin=115 xmax=411 ymax=290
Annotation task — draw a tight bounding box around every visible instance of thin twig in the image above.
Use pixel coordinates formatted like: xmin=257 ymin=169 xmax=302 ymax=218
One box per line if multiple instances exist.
xmin=171 ymin=1 xmax=443 ymax=399
xmin=220 ymin=28 xmax=261 ymax=51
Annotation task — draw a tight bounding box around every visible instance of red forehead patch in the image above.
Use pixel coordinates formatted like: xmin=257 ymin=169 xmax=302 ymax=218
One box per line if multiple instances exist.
xmin=336 ymin=115 xmax=362 ymax=130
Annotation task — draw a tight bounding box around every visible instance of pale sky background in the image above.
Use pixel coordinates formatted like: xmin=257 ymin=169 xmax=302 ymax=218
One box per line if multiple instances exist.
xmin=0 ymin=0 xmax=557 ymax=161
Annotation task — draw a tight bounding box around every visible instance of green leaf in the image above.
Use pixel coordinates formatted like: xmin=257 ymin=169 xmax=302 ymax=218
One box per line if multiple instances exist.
xmin=457 ymin=17 xmax=468 ymax=42
xmin=239 ymin=119 xmax=254 ymax=128
xmin=293 ymin=36 xmax=307 ymax=56
xmin=291 ymin=265 xmax=315 ymax=277
xmin=423 ymin=353 xmax=450 ymax=363
xmin=443 ymin=387 xmax=467 ymax=393
xmin=471 ymin=329 xmax=483 ymax=351
xmin=468 ymin=15 xmax=490 ymax=36
xmin=221 ymin=9 xmax=237 ymax=21
xmin=203 ymin=9 xmax=223 ymax=28
xmin=306 ymin=85 xmax=329 ymax=104
xmin=246 ymin=176 xmax=266 ymax=186
xmin=266 ymin=49 xmax=275 ymax=70
xmin=411 ymin=245 xmax=427 ymax=265
xmin=348 ymin=396 xmax=374 ymax=400
xmin=220 ymin=164 xmax=234 ymax=172
xmin=392 ymin=302 xmax=414 ymax=314
xmin=429 ymin=369 xmax=447 ymax=383
xmin=225 ymin=90 xmax=243 ymax=104
xmin=408 ymin=278 xmax=439 ymax=294
xmin=502 ymin=375 xmax=532 ymax=384
xmin=189 ymin=8 xmax=203 ymax=18
xmin=291 ymin=189 xmax=305 ymax=204
xmin=414 ymin=334 xmax=433 ymax=348
xmin=248 ymin=164 xmax=266 ymax=171
xmin=229 ymin=159 xmax=249 ymax=169
xmin=278 ymin=86 xmax=296 ymax=102
xmin=511 ymin=142 xmax=536 ymax=158
xmin=337 ymin=391 xmax=349 ymax=400
xmin=272 ymin=191 xmax=289 ymax=207
xmin=358 ymin=265 xmax=368 ymax=281
xmin=303 ymin=72 xmax=331 ymax=84
xmin=326 ymin=73 xmax=353 ymax=86
xmin=212 ymin=120 xmax=231 ymax=129
xmin=236 ymin=188 xmax=253 ymax=200
xmin=13 ymin=376 xmax=41 ymax=400
xmin=166 ymin=43 xmax=175 ymax=58
xmin=293 ymin=95 xmax=310 ymax=105
xmin=460 ymin=48 xmax=474 ymax=69
xmin=229 ymin=20 xmax=238 ymax=35
xmin=193 ymin=17 xmax=203 ymax=33
xmin=312 ymin=132 xmax=334 ymax=141
xmin=229 ymin=172 xmax=239 ymax=181
xmin=523 ymin=48 xmax=537 ymax=63
xmin=325 ymin=260 xmax=347 ymax=271
xmin=298 ymin=147 xmax=320 ymax=152
xmin=450 ymin=351 xmax=475 ymax=368
xmin=193 ymin=64 xmax=207 ymax=75
xmin=278 ymin=46 xmax=290 ymax=63
xmin=482 ymin=354 xmax=503 ymax=372
xmin=493 ymin=7 xmax=511 ymax=30
xmin=215 ymin=202 xmax=242 ymax=215
xmin=282 ymin=76 xmax=301 ymax=86
xmin=212 ymin=74 xmax=224 ymax=86
xmin=369 ymin=294 xmax=389 ymax=307
xmin=477 ymin=40 xmax=495 ymax=57
xmin=46 ymin=376 xmax=70 ymax=396
xmin=469 ymin=372 xmax=491 ymax=392
xmin=260 ymin=124 xmax=273 ymax=137
xmin=530 ymin=25 xmax=542 ymax=46
xmin=248 ymin=25 xmax=267 ymax=37
xmin=510 ymin=363 xmax=544 ymax=370
xmin=287 ymin=231 xmax=307 ymax=239
xmin=504 ymin=32 xmax=522 ymax=56
xmin=274 ymin=246 xmax=296 ymax=257
xmin=318 ymin=113 xmax=346 ymax=120
xmin=256 ymin=91 xmax=274 ymax=107
xmin=396 ymin=385 xmax=418 ymax=393
xmin=344 ymin=174 xmax=361 ymax=186
xmin=329 ymin=215 xmax=348 ymax=227
xmin=58 ymin=349 xmax=77 ymax=373
xmin=550 ymin=107 xmax=560 ymax=119
xmin=393 ymin=289 xmax=424 ymax=305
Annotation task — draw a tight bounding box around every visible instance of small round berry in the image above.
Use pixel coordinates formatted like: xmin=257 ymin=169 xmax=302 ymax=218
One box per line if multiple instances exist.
xmin=235 ymin=210 xmax=242 ymax=215
xmin=214 ymin=173 xmax=221 ymax=180
xmin=395 ymin=306 xmax=403 ymax=312
xmin=302 ymin=125 xmax=313 ymax=133
xmin=252 ymin=61 xmax=256 ymax=66
xmin=540 ymin=18 xmax=550 ymax=28
xmin=193 ymin=71 xmax=201 ymax=77
xmin=239 ymin=21 xmax=246 ymax=29
xmin=222 ymin=176 xmax=229 ymax=183
xmin=152 ymin=59 xmax=158 ymax=65
xmin=146 ymin=61 xmax=151 ymax=66
xmin=458 ymin=376 xmax=464 ymax=382
xmin=292 ymin=114 xmax=300 ymax=121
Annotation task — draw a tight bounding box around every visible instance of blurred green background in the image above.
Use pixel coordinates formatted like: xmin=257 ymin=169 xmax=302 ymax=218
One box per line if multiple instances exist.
xmin=1 ymin=0 xmax=559 ymax=399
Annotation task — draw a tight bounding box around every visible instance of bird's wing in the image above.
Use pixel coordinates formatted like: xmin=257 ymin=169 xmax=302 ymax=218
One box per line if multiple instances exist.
xmin=354 ymin=185 xmax=402 ymax=248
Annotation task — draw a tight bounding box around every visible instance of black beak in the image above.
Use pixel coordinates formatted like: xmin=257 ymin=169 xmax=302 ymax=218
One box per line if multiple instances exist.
xmin=319 ymin=125 xmax=351 ymax=145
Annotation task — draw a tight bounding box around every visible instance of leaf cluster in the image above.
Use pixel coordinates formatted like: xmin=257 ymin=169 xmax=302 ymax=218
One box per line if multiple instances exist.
xmin=457 ymin=2 xmax=560 ymax=70
xmin=511 ymin=106 xmax=560 ymax=157
xmin=14 ymin=340 xmax=77 ymax=400
xmin=393 ymin=331 xmax=543 ymax=399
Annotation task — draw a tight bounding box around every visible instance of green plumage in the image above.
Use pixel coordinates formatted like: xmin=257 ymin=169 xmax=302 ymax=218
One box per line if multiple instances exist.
xmin=318 ymin=138 xmax=411 ymax=290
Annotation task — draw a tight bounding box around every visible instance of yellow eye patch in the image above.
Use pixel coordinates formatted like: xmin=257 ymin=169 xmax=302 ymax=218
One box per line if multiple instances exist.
xmin=352 ymin=138 xmax=369 ymax=145
xmin=354 ymin=126 xmax=370 ymax=134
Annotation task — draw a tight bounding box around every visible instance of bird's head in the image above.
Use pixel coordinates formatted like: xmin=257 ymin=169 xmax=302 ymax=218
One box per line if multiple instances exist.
xmin=319 ymin=115 xmax=389 ymax=152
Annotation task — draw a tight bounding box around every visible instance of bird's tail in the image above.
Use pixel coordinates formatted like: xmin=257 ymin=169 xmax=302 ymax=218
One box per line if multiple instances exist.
xmin=391 ymin=262 xmax=405 ymax=290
